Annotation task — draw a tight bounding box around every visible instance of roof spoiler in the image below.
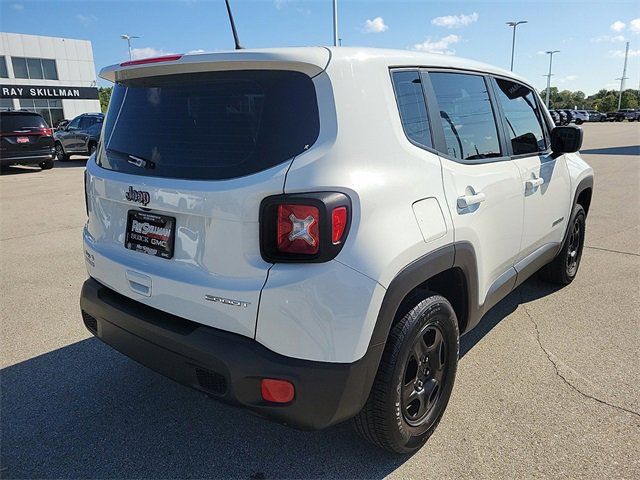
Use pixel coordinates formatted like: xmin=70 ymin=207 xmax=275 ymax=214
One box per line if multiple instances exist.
xmin=99 ymin=48 xmax=331 ymax=83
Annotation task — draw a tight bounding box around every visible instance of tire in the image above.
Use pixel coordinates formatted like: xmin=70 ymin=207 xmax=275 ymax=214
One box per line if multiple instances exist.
xmin=88 ymin=142 xmax=97 ymax=156
xmin=539 ymin=204 xmax=586 ymax=285
xmin=352 ymin=294 xmax=459 ymax=453
xmin=575 ymin=119 xmax=583 ymax=125
xmin=55 ymin=142 xmax=68 ymax=161
xmin=39 ymin=158 xmax=54 ymax=170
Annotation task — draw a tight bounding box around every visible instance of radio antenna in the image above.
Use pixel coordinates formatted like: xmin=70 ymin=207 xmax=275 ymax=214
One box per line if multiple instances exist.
xmin=224 ymin=0 xmax=243 ymax=50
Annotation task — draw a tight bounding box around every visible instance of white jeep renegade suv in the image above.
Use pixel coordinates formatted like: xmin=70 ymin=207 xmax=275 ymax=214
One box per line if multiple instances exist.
xmin=80 ymin=47 xmax=593 ymax=453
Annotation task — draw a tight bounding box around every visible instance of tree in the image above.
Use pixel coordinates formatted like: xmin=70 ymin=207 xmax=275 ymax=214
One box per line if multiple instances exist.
xmin=98 ymin=87 xmax=112 ymax=113
xmin=597 ymin=94 xmax=618 ymax=112
xmin=620 ymin=89 xmax=639 ymax=109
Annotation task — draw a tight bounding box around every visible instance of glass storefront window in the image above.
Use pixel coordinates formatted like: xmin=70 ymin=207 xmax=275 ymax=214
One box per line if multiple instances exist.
xmin=0 ymin=98 xmax=14 ymax=111
xmin=26 ymin=58 xmax=44 ymax=79
xmin=11 ymin=57 xmax=28 ymax=78
xmin=0 ymin=56 xmax=8 ymax=78
xmin=10 ymin=57 xmax=58 ymax=80
xmin=18 ymin=99 xmax=63 ymax=127
xmin=42 ymin=59 xmax=58 ymax=80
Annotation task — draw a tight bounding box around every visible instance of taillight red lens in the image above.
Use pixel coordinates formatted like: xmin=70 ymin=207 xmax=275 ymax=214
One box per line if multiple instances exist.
xmin=277 ymin=204 xmax=320 ymax=254
xmin=331 ymin=206 xmax=348 ymax=244
xmin=39 ymin=128 xmax=53 ymax=136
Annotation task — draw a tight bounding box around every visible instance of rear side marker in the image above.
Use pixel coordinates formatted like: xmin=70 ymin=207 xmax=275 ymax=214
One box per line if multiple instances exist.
xmin=261 ymin=378 xmax=295 ymax=404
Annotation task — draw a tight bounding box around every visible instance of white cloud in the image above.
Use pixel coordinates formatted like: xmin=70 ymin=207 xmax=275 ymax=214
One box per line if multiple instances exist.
xmin=557 ymin=75 xmax=578 ymax=84
xmin=187 ymin=49 xmax=206 ymax=54
xmin=536 ymin=50 xmax=547 ymax=55
xmin=630 ymin=18 xmax=640 ymax=33
xmin=12 ymin=3 xmax=24 ymax=10
xmin=592 ymin=34 xmax=626 ymax=43
xmin=609 ymin=48 xmax=640 ymax=58
xmin=610 ymin=20 xmax=626 ymax=32
xmin=130 ymin=47 xmax=174 ymax=60
xmin=364 ymin=17 xmax=388 ymax=33
xmin=75 ymin=14 xmax=97 ymax=26
xmin=274 ymin=0 xmax=309 ymax=15
xmin=431 ymin=12 xmax=478 ymax=28
xmin=413 ymin=34 xmax=461 ymax=55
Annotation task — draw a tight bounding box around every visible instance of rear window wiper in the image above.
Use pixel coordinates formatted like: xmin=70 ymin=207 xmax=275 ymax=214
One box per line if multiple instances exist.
xmin=465 ymin=152 xmax=502 ymax=160
xmin=107 ymin=148 xmax=155 ymax=169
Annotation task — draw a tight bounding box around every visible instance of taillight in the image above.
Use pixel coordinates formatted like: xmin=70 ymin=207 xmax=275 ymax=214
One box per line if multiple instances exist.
xmin=332 ymin=206 xmax=348 ymax=244
xmin=260 ymin=192 xmax=351 ymax=263
xmin=277 ymin=204 xmax=320 ymax=254
xmin=39 ymin=127 xmax=54 ymax=136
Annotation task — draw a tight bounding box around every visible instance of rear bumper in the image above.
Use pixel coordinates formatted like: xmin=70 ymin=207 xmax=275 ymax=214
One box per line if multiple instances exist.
xmin=80 ymin=277 xmax=382 ymax=430
xmin=1 ymin=152 xmax=54 ymax=167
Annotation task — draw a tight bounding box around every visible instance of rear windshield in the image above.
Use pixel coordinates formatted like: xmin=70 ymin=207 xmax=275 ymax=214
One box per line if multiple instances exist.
xmin=1 ymin=113 xmax=47 ymax=132
xmin=99 ymin=70 xmax=320 ymax=180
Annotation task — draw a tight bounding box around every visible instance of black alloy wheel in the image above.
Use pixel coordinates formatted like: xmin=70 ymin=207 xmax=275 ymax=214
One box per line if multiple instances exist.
xmin=401 ymin=324 xmax=447 ymax=426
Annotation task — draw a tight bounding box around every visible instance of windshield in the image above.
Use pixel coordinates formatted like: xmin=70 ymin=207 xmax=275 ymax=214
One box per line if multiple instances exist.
xmin=99 ymin=70 xmax=320 ymax=180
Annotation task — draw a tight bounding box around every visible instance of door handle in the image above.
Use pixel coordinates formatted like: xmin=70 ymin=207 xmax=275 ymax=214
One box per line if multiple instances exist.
xmin=457 ymin=192 xmax=486 ymax=209
xmin=525 ymin=177 xmax=545 ymax=190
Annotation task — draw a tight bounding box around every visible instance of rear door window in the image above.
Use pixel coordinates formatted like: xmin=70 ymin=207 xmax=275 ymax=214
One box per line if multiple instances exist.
xmin=100 ymin=70 xmax=320 ymax=180
xmin=429 ymin=72 xmax=502 ymax=161
xmin=493 ymin=78 xmax=548 ymax=155
xmin=391 ymin=70 xmax=433 ymax=148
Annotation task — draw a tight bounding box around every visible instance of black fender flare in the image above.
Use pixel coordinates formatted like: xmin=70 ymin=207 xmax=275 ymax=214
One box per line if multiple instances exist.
xmin=358 ymin=242 xmax=480 ymax=406
xmin=560 ymin=175 xmax=593 ymax=250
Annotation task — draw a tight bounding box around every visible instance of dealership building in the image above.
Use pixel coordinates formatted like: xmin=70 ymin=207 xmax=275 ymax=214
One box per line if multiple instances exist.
xmin=0 ymin=32 xmax=101 ymax=127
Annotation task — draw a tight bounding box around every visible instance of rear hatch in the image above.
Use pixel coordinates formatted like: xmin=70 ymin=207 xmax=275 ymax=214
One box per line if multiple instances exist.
xmin=85 ymin=51 xmax=327 ymax=338
xmin=0 ymin=112 xmax=54 ymax=160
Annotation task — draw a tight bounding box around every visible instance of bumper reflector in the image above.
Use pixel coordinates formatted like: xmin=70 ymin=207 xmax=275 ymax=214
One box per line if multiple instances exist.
xmin=261 ymin=378 xmax=295 ymax=403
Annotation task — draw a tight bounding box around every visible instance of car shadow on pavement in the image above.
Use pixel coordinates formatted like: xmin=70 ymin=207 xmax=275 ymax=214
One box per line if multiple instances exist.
xmin=0 ymin=165 xmax=43 ymax=175
xmin=1 ymin=277 xmax=561 ymax=479
xmin=54 ymin=157 xmax=89 ymax=168
xmin=580 ymin=145 xmax=640 ymax=156
xmin=460 ymin=277 xmax=562 ymax=358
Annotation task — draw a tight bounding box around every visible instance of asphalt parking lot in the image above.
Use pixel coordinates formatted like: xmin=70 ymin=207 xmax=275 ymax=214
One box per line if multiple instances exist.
xmin=1 ymin=122 xmax=639 ymax=479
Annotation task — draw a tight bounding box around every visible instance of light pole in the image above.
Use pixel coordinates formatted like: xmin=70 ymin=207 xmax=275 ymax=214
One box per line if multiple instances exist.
xmin=332 ymin=0 xmax=339 ymax=47
xmin=121 ymin=34 xmax=140 ymax=61
xmin=617 ymin=41 xmax=630 ymax=110
xmin=506 ymin=20 xmax=527 ymax=71
xmin=544 ymin=50 xmax=559 ymax=109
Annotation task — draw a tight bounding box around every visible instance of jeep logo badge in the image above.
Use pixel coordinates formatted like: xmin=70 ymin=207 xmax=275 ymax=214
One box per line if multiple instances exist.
xmin=125 ymin=186 xmax=150 ymax=206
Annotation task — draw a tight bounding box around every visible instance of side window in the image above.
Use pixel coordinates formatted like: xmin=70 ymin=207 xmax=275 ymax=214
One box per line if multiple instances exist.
xmin=494 ymin=78 xmax=547 ymax=155
xmin=429 ymin=72 xmax=501 ymax=161
xmin=391 ymin=70 xmax=432 ymax=149
xmin=79 ymin=116 xmax=96 ymax=129
xmin=67 ymin=117 xmax=82 ymax=130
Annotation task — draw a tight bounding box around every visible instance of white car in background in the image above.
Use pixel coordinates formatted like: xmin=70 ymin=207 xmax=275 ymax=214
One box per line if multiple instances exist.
xmin=572 ymin=110 xmax=590 ymax=124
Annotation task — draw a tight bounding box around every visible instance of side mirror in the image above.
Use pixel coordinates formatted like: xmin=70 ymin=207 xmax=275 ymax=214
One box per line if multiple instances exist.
xmin=551 ymin=125 xmax=583 ymax=155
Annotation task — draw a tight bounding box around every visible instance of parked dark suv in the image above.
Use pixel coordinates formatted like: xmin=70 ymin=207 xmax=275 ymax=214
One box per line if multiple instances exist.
xmin=54 ymin=113 xmax=104 ymax=161
xmin=0 ymin=111 xmax=55 ymax=171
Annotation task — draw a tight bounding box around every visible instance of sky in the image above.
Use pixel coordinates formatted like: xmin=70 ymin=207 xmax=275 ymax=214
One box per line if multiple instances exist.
xmin=1 ymin=0 xmax=639 ymax=95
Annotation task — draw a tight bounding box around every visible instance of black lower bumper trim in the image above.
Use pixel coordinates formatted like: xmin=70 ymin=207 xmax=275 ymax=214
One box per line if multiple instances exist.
xmin=1 ymin=153 xmax=54 ymax=167
xmin=80 ymin=278 xmax=382 ymax=430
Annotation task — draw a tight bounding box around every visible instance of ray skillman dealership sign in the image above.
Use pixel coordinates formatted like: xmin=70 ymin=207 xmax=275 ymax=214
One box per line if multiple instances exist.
xmin=0 ymin=84 xmax=99 ymax=100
